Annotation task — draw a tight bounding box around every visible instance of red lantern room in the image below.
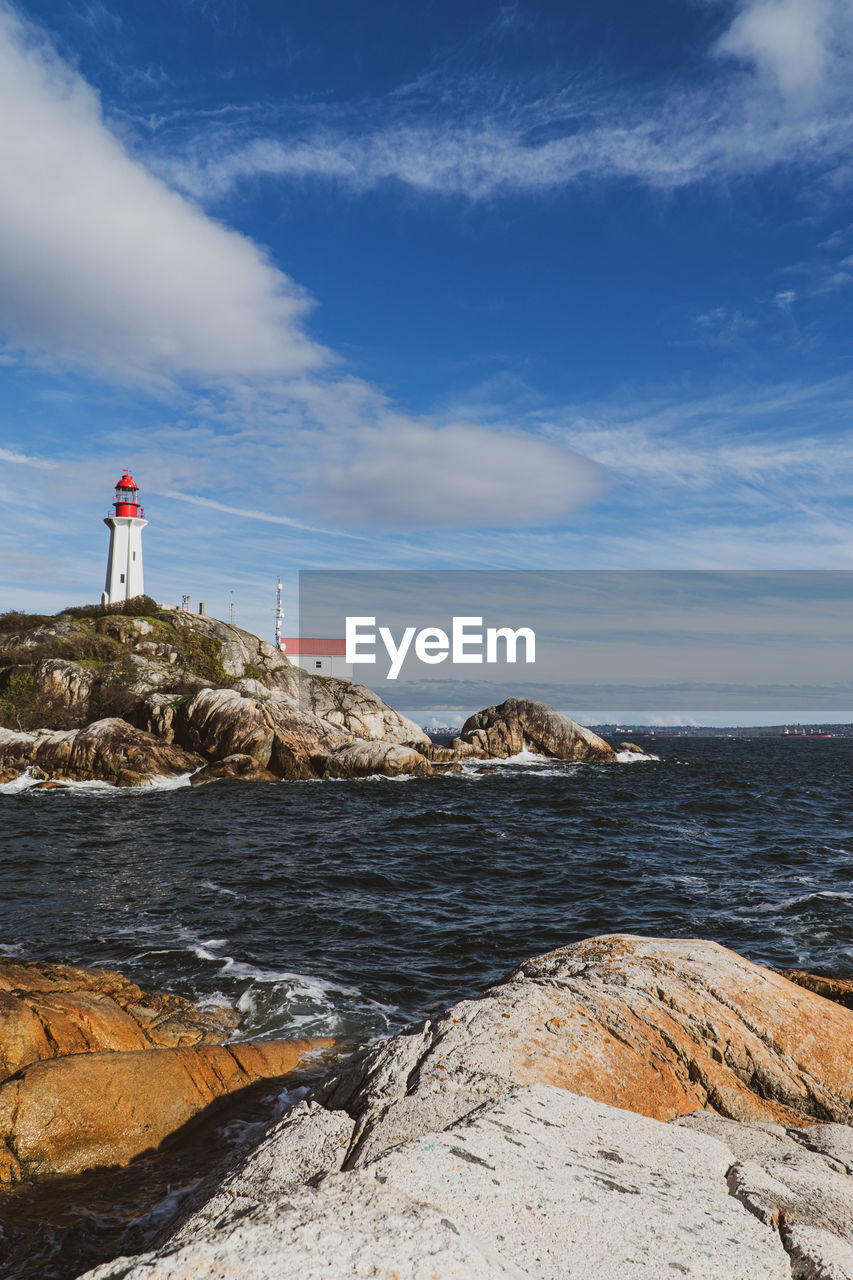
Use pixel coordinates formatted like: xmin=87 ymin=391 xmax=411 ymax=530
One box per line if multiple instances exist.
xmin=113 ymin=470 xmax=141 ymax=517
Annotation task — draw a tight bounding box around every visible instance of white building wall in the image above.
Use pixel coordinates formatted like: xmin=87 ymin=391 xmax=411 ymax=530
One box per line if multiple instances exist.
xmin=103 ymin=516 xmax=147 ymax=603
xmin=288 ymin=654 xmax=353 ymax=680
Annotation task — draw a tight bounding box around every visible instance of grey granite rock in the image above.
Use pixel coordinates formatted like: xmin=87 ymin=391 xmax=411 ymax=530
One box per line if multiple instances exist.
xmin=79 ymin=1085 xmax=792 ymax=1279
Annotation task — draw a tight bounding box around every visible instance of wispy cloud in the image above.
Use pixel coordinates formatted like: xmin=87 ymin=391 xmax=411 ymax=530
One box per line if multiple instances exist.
xmin=160 ymin=490 xmax=373 ymax=541
xmin=148 ymin=0 xmax=853 ymax=203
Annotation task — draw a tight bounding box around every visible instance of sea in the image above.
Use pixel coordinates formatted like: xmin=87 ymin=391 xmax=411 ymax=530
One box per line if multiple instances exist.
xmin=1 ymin=736 xmax=852 ymax=1277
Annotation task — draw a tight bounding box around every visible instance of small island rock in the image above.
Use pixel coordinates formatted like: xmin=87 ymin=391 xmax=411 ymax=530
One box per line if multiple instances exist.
xmin=459 ymin=697 xmax=616 ymax=761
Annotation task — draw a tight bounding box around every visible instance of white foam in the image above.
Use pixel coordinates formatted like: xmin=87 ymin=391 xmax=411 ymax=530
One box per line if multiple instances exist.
xmin=0 ymin=769 xmax=193 ymax=794
xmin=0 ymin=768 xmax=43 ymax=793
xmin=201 ymin=880 xmax=241 ymax=899
xmin=139 ymin=772 xmax=193 ymax=790
xmin=616 ymin=750 xmax=659 ymax=763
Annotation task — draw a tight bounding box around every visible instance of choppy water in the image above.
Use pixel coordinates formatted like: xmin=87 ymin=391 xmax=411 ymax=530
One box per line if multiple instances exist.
xmin=2 ymin=737 xmax=853 ymax=1046
xmin=2 ymin=736 xmax=853 ymax=1279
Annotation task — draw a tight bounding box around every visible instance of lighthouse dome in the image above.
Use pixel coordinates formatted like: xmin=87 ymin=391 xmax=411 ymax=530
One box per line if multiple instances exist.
xmin=116 ymin=471 xmax=138 ymax=491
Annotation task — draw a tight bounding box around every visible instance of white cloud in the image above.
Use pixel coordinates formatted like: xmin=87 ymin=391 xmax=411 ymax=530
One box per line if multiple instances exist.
xmin=0 ymin=6 xmax=609 ymax=538
xmin=0 ymin=5 xmax=328 ymax=385
xmin=302 ymin=421 xmax=607 ymax=530
xmin=0 ymin=446 xmax=58 ymax=467
xmin=713 ymin=0 xmax=838 ymax=102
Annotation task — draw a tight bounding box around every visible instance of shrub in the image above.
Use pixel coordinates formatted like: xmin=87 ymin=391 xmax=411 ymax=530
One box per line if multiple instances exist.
xmin=0 ymin=634 xmax=119 ymax=667
xmin=174 ymin=630 xmax=232 ymax=686
xmin=87 ymin=668 xmax=141 ymax=722
xmin=0 ymin=671 xmax=83 ymax=732
xmin=62 ymin=595 xmax=161 ymax=621
xmin=0 ymin=610 xmax=53 ymax=635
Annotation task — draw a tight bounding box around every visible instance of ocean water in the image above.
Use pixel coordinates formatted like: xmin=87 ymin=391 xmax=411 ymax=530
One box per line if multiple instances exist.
xmin=2 ymin=736 xmax=853 ymax=1279
xmin=2 ymin=737 xmax=853 ymax=1046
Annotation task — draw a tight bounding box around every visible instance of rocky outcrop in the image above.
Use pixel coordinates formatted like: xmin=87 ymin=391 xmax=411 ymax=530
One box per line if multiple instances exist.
xmin=315 ymin=739 xmax=434 ymax=779
xmin=171 ymin=687 xmax=435 ymax=781
xmin=14 ymin=657 xmax=97 ymax=718
xmin=189 ymin=753 xmax=280 ymax=785
xmin=163 ymin=611 xmax=303 ymax=693
xmin=174 ymin=687 xmax=337 ymax=779
xmin=457 ymin=697 xmax=617 ymax=761
xmin=0 ymin=1038 xmax=334 ymax=1182
xmin=0 ymin=957 xmax=239 ymax=1083
xmin=78 ymin=936 xmax=853 ymax=1280
xmin=0 ymin=718 xmax=203 ymax=786
xmin=782 ymin=968 xmax=853 ymax=1010
xmin=320 ymin=934 xmax=853 ymax=1135
xmin=1 ymin=607 xmax=637 ymax=784
xmin=301 ymin=678 xmax=429 ymax=747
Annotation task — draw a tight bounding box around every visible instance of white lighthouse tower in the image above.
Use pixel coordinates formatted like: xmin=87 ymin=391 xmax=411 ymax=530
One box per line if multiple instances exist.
xmin=102 ymin=470 xmax=147 ymax=605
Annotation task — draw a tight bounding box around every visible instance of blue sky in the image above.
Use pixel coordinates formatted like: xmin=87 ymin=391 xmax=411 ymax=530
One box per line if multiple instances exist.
xmin=1 ymin=0 xmax=853 ymax=645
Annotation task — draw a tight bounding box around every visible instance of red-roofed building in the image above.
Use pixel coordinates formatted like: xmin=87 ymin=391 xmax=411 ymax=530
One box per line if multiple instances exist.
xmin=279 ymin=637 xmax=352 ymax=680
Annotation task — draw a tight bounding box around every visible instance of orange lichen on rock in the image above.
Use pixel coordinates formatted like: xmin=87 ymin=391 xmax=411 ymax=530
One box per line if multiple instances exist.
xmin=0 ymin=1038 xmax=335 ymax=1181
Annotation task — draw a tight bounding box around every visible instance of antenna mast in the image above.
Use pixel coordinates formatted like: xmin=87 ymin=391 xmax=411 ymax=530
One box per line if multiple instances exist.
xmin=275 ymin=577 xmax=283 ymax=648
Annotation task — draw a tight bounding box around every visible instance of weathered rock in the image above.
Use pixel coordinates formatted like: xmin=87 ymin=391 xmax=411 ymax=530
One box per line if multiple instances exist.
xmin=0 ymin=957 xmax=239 ymax=1083
xmin=190 ymin=753 xmax=280 ymax=785
xmin=301 ymin=678 xmax=429 ymax=747
xmin=79 ymin=1085 xmax=793 ymax=1280
xmin=0 ymin=718 xmax=203 ymax=786
xmin=678 ymin=1110 xmax=853 ymax=1277
xmin=21 ymin=657 xmax=97 ymax=717
xmin=175 ymin=687 xmax=342 ymax=779
xmin=0 ymin=617 xmax=79 ymax=653
xmin=314 ymin=739 xmax=433 ymax=779
xmin=175 ymin=688 xmax=433 ymax=780
xmin=133 ymin=691 xmax=183 ymax=743
xmin=94 ymin=616 xmax=156 ymax=641
xmin=618 ymin=740 xmax=645 ymax=754
xmin=459 ymin=697 xmax=616 ymax=761
xmin=169 ymin=1100 xmax=356 ymax=1242
xmin=163 ymin=611 xmax=304 ymax=694
xmin=0 ymin=1038 xmax=335 ymax=1182
xmin=782 ymin=968 xmax=853 ymax=1010
xmin=320 ymin=934 xmax=853 ymax=1136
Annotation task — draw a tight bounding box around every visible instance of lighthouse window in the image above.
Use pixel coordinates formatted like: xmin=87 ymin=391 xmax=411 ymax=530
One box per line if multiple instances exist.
xmin=132 ymin=552 xmax=136 ymax=560
xmin=120 ymin=574 xmax=125 ymax=583
xmin=315 ymin=661 xmax=323 ymax=669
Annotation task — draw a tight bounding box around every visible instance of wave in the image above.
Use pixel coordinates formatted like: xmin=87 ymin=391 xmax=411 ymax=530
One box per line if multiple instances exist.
xmin=0 ymin=769 xmax=193 ymax=795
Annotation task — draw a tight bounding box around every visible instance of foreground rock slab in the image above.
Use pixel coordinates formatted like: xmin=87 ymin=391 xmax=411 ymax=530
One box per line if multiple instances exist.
xmin=81 ymin=1086 xmax=792 ymax=1280
xmin=76 ymin=935 xmax=853 ymax=1279
xmin=0 ymin=957 xmax=239 ymax=1083
xmin=0 ymin=1038 xmax=334 ymax=1183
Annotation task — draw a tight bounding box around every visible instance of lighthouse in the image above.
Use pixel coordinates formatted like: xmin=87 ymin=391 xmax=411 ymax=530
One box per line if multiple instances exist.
xmin=102 ymin=470 xmax=147 ymax=605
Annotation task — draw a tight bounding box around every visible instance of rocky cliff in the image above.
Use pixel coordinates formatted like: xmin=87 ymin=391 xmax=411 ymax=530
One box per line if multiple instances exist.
xmin=0 ymin=604 xmax=643 ymax=785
